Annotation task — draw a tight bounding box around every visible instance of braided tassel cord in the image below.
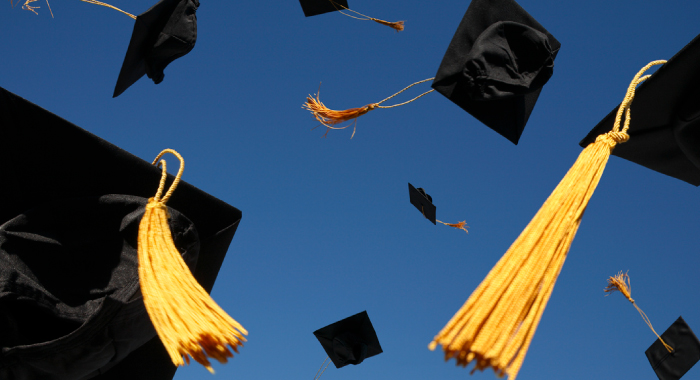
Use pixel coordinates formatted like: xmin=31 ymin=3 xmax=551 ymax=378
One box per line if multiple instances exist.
xmin=139 ymin=149 xmax=247 ymax=373
xmin=428 ymin=60 xmax=666 ymax=380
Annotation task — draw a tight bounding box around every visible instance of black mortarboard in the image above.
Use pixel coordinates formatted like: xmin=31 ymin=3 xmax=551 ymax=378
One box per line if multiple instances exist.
xmin=299 ymin=0 xmax=349 ymax=17
xmin=646 ymin=316 xmax=700 ymax=380
xmin=580 ymin=34 xmax=700 ymax=186
xmin=313 ymin=311 xmax=383 ymax=369
xmin=408 ymin=183 xmax=436 ymax=225
xmin=432 ymin=0 xmax=561 ymax=144
xmin=113 ymin=0 xmax=200 ymax=98
xmin=0 ymin=86 xmax=242 ymax=380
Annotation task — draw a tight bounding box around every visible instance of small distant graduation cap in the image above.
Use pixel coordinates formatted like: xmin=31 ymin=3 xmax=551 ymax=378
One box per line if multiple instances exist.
xmin=113 ymin=0 xmax=200 ymax=97
xmin=313 ymin=311 xmax=383 ymax=369
xmin=432 ymin=0 xmax=561 ymax=144
xmin=0 ymin=86 xmax=242 ymax=380
xmin=646 ymin=316 xmax=700 ymax=380
xmin=580 ymin=33 xmax=700 ymax=186
xmin=299 ymin=0 xmax=348 ymax=17
xmin=408 ymin=183 xmax=436 ymax=225
xmin=304 ymin=0 xmax=556 ymax=142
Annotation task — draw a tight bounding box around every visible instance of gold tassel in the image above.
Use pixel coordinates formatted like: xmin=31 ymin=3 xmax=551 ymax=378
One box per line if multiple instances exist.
xmin=303 ymin=78 xmax=434 ymax=138
xmin=139 ymin=149 xmax=247 ymax=373
xmin=605 ymin=271 xmax=673 ymax=353
xmin=329 ymin=0 xmax=404 ymax=32
xmin=428 ymin=60 xmax=666 ymax=380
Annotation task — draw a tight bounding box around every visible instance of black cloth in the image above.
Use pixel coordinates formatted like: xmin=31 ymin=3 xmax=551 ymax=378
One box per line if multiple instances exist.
xmin=580 ymin=33 xmax=700 ymax=186
xmin=646 ymin=316 xmax=700 ymax=380
xmin=0 ymin=86 xmax=243 ymax=380
xmin=0 ymin=195 xmax=199 ymax=380
xmin=299 ymin=0 xmax=349 ymax=17
xmin=113 ymin=0 xmax=200 ymax=97
xmin=432 ymin=0 xmax=561 ymax=144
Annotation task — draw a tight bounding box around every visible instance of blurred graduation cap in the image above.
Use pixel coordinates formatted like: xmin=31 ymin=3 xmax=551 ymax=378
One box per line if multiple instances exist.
xmin=298 ymin=0 xmax=403 ymax=31
xmin=408 ymin=183 xmax=436 ymax=225
xmin=313 ymin=311 xmax=383 ymax=369
xmin=299 ymin=0 xmax=348 ymax=16
xmin=113 ymin=0 xmax=200 ymax=97
xmin=580 ymin=33 xmax=700 ymax=186
xmin=304 ymin=0 xmax=558 ymax=143
xmin=408 ymin=183 xmax=469 ymax=233
xmin=647 ymin=317 xmax=700 ymax=380
xmin=0 ymin=86 xmax=244 ymax=380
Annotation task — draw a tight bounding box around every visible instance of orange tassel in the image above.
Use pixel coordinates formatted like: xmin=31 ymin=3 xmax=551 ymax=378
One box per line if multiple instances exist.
xmin=303 ymin=91 xmax=377 ymax=138
xmin=437 ymin=220 xmax=469 ymax=234
xmin=371 ymin=18 xmax=404 ymax=32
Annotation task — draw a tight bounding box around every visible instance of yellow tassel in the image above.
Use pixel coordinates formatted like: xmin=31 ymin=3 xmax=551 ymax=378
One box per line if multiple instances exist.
xmin=605 ymin=271 xmax=673 ymax=353
xmin=138 ymin=149 xmax=247 ymax=373
xmin=428 ymin=60 xmax=666 ymax=380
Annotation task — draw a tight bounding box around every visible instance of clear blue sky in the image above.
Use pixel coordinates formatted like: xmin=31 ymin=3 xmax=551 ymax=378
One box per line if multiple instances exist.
xmin=4 ymin=1 xmax=700 ymax=379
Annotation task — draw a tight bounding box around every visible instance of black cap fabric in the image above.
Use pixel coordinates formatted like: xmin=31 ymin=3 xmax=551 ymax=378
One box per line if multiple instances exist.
xmin=408 ymin=183 xmax=436 ymax=225
xmin=299 ymin=0 xmax=349 ymax=17
xmin=432 ymin=0 xmax=561 ymax=144
xmin=0 ymin=195 xmax=199 ymax=380
xmin=0 ymin=86 xmax=242 ymax=380
xmin=646 ymin=316 xmax=700 ymax=380
xmin=579 ymin=34 xmax=700 ymax=186
xmin=113 ymin=0 xmax=200 ymax=97
xmin=313 ymin=311 xmax=383 ymax=369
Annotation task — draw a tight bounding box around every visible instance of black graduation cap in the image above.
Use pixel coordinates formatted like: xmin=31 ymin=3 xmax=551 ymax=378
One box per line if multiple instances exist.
xmin=299 ymin=0 xmax=349 ymax=17
xmin=313 ymin=311 xmax=383 ymax=369
xmin=408 ymin=183 xmax=436 ymax=225
xmin=113 ymin=0 xmax=200 ymax=98
xmin=580 ymin=33 xmax=700 ymax=186
xmin=432 ymin=0 xmax=561 ymax=144
xmin=0 ymin=86 xmax=242 ymax=380
xmin=646 ymin=316 xmax=700 ymax=380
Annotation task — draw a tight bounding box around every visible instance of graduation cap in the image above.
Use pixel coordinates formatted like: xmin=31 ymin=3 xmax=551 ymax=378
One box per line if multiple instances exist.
xmin=298 ymin=0 xmax=404 ymax=31
xmin=580 ymin=33 xmax=700 ymax=186
xmin=303 ymin=0 xmax=558 ymax=143
xmin=313 ymin=311 xmax=383 ymax=369
xmin=408 ymin=183 xmax=469 ymax=233
xmin=0 ymin=86 xmax=245 ymax=380
xmin=113 ymin=0 xmax=200 ymax=97
xmin=408 ymin=183 xmax=436 ymax=224
xmin=432 ymin=0 xmax=560 ymax=144
xmin=647 ymin=316 xmax=700 ymax=380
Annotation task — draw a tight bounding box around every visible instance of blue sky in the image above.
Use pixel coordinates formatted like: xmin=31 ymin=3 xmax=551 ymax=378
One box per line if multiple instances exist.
xmin=4 ymin=1 xmax=700 ymax=379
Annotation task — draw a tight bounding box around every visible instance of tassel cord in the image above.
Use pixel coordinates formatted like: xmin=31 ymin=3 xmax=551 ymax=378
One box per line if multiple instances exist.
xmin=80 ymin=0 xmax=136 ymax=19
xmin=328 ymin=0 xmax=404 ymax=31
xmin=313 ymin=357 xmax=331 ymax=380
